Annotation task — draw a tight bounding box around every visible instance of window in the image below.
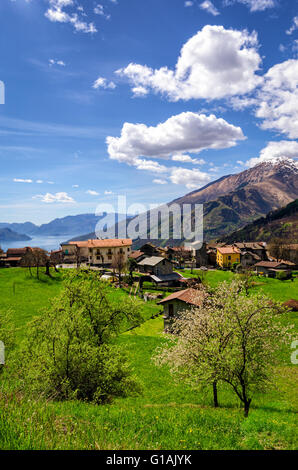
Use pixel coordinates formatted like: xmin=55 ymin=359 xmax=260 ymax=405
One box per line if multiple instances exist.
xmin=65 ymin=249 xmax=68 ymax=255
xmin=228 ymin=255 xmax=231 ymax=260
xmin=168 ymin=304 xmax=174 ymax=317
xmin=108 ymin=255 xmax=112 ymax=260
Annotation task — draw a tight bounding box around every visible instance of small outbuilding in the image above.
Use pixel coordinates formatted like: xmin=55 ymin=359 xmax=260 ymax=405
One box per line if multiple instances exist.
xmin=158 ymin=287 xmax=206 ymax=332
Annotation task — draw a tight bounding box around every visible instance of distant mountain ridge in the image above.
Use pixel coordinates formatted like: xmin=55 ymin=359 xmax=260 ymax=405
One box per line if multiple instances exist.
xmin=0 ymin=228 xmax=32 ymax=242
xmin=2 ymin=159 xmax=298 ymax=246
xmin=0 ymin=213 xmax=127 ymax=238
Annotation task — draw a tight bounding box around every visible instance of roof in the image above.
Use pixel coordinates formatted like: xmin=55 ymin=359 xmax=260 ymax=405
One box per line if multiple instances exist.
xmin=5 ymin=257 xmax=22 ymax=262
xmin=242 ymin=251 xmax=261 ymax=260
xmin=150 ymin=272 xmax=183 ymax=283
xmin=6 ymin=248 xmax=29 ymax=256
xmin=137 ymin=256 xmax=167 ymax=267
xmin=234 ymin=242 xmax=265 ymax=250
xmin=254 ymin=260 xmax=295 ymax=268
xmin=129 ymin=250 xmax=145 ymax=259
xmin=65 ymin=239 xmax=132 ymax=248
xmin=158 ymin=288 xmax=205 ymax=307
xmin=217 ymin=246 xmax=241 ymax=255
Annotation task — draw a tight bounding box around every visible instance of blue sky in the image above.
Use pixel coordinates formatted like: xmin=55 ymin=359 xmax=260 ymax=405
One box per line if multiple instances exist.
xmin=0 ymin=0 xmax=297 ymax=223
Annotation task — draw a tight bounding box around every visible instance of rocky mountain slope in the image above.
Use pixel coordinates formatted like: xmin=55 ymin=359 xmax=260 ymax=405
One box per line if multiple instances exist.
xmin=134 ymin=158 xmax=298 ymax=245
xmin=219 ymin=199 xmax=298 ymax=244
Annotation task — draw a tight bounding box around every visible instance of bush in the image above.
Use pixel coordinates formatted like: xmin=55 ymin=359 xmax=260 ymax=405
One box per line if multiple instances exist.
xmin=19 ymin=270 xmax=143 ymax=403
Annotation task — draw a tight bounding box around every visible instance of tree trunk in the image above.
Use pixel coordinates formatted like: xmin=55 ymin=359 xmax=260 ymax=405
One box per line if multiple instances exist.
xmin=45 ymin=262 xmax=50 ymax=276
xmin=213 ymin=381 xmax=219 ymax=407
xmin=244 ymin=398 xmax=251 ymax=417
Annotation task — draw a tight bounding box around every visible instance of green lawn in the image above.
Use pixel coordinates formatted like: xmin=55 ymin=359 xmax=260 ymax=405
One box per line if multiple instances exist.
xmin=0 ymin=267 xmax=297 ymax=450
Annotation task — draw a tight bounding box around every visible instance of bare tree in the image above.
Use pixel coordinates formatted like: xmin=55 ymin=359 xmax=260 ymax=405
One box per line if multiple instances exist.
xmin=112 ymin=252 xmax=126 ymax=288
xmin=20 ymin=248 xmax=49 ymax=279
xmin=49 ymin=250 xmax=64 ymax=272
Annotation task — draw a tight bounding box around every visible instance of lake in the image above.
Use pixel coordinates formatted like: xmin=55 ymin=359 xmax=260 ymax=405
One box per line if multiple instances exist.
xmin=0 ymin=235 xmax=71 ymax=253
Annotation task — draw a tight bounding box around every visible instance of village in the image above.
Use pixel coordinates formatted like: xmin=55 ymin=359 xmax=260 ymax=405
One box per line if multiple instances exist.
xmin=1 ymin=237 xmax=297 ymax=332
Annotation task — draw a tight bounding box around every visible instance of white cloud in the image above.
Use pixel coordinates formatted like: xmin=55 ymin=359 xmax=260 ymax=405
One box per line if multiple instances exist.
xmin=224 ymin=0 xmax=276 ymax=12
xmin=72 ymin=184 xmax=79 ymax=188
xmin=45 ymin=0 xmax=97 ymax=34
xmin=49 ymin=59 xmax=66 ymax=67
xmin=94 ymin=4 xmax=110 ymax=19
xmin=246 ymin=140 xmax=298 ymax=167
xmin=184 ymin=1 xmax=194 ymax=6
xmin=104 ymin=190 xmax=114 ymax=195
xmin=33 ymin=192 xmax=75 ymax=203
xmin=199 ymin=1 xmax=220 ymax=16
xmin=13 ymin=178 xmax=33 ymax=183
xmin=172 ymin=154 xmax=206 ymax=164
xmin=153 ymin=179 xmax=167 ymax=185
xmin=86 ymin=190 xmax=99 ymax=196
xmin=116 ymin=25 xmax=262 ymax=101
xmin=93 ymin=77 xmax=116 ymax=90
xmin=36 ymin=180 xmax=43 ymax=184
xmin=286 ymin=16 xmax=298 ymax=35
xmin=170 ymin=168 xmax=211 ymax=189
xmin=106 ymin=111 xmax=245 ymax=167
xmin=255 ymin=59 xmax=298 ymax=139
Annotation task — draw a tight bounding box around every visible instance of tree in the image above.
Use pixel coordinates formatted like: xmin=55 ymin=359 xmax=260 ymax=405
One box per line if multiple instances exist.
xmin=20 ymin=248 xmax=49 ymax=279
xmin=128 ymin=257 xmax=137 ymax=284
xmin=112 ymin=252 xmax=126 ymax=287
xmin=154 ymin=280 xmax=293 ymax=416
xmin=268 ymin=237 xmax=291 ymax=262
xmin=21 ymin=271 xmax=143 ymax=403
xmin=0 ymin=246 xmax=3 ymax=255
xmin=49 ymin=250 xmax=64 ymax=272
xmin=237 ymin=267 xmax=254 ymax=296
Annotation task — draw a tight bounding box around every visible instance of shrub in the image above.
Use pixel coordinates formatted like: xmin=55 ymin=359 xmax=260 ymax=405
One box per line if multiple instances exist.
xmin=20 ymin=271 xmax=143 ymax=403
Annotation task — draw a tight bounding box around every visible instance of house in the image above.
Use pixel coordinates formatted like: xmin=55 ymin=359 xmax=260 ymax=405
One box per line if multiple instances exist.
xmin=240 ymin=251 xmax=261 ymax=268
xmin=139 ymin=242 xmax=160 ymax=257
xmin=195 ymin=242 xmax=209 ymax=267
xmin=158 ymin=288 xmax=206 ymax=331
xmin=137 ymin=256 xmax=173 ymax=275
xmin=128 ymin=250 xmax=146 ymax=263
xmin=233 ymin=242 xmax=268 ymax=261
xmin=61 ymin=239 xmax=132 ymax=267
xmin=5 ymin=247 xmax=32 ymax=267
xmin=216 ymin=246 xmax=241 ymax=268
xmin=137 ymin=255 xmax=184 ymax=286
xmin=254 ymin=260 xmax=296 ymax=276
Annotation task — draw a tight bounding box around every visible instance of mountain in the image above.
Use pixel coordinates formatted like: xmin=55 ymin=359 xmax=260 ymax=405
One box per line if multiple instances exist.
xmin=0 ymin=222 xmax=38 ymax=236
xmin=0 ymin=213 xmax=119 ymax=238
xmin=219 ymin=199 xmax=298 ymax=244
xmin=133 ymin=158 xmax=298 ymax=246
xmin=0 ymin=228 xmax=32 ymax=242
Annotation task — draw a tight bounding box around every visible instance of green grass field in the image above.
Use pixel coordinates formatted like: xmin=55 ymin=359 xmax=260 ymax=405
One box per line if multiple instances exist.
xmin=0 ymin=267 xmax=297 ymax=450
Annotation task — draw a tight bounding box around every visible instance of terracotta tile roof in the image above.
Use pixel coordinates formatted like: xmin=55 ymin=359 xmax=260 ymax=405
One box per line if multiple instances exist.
xmin=5 ymin=257 xmax=22 ymax=261
xmin=66 ymin=239 xmax=132 ymax=248
xmin=217 ymin=246 xmax=241 ymax=255
xmin=158 ymin=288 xmax=205 ymax=307
xmin=129 ymin=250 xmax=144 ymax=259
xmin=255 ymin=260 xmax=295 ymax=268
xmin=6 ymin=248 xmax=29 ymax=256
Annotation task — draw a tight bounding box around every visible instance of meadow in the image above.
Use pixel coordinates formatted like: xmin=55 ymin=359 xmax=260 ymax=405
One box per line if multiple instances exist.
xmin=0 ymin=267 xmax=297 ymax=450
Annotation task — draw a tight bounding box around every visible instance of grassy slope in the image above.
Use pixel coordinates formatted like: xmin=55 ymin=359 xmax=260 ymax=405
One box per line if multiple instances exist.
xmin=0 ymin=268 xmax=297 ymax=450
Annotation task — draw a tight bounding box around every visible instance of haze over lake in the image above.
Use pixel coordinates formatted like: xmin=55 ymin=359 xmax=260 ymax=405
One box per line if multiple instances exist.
xmin=0 ymin=235 xmax=69 ymax=253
